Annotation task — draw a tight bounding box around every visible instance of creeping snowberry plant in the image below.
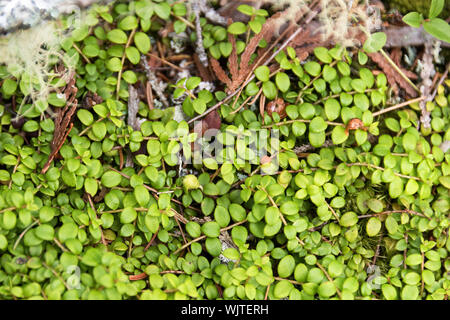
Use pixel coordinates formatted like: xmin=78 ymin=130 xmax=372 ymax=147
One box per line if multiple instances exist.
xmin=0 ymin=0 xmax=449 ymax=300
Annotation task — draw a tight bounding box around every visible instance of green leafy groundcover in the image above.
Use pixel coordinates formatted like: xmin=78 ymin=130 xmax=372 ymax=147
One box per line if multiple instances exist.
xmin=0 ymin=0 xmax=449 ymax=300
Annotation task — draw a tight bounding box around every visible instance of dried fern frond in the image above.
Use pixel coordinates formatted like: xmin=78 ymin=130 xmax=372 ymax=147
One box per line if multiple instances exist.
xmin=41 ymin=71 xmax=77 ymax=174
xmin=209 ymin=10 xmax=286 ymax=92
xmin=368 ymin=51 xmax=418 ymax=98
xmin=210 ymin=57 xmax=232 ymax=88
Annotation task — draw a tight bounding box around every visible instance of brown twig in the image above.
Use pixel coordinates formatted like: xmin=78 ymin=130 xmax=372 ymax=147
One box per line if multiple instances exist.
xmin=273 ymin=277 xmax=303 ymax=286
xmin=264 ymin=283 xmax=271 ymax=300
xmin=53 ymin=238 xmax=69 ymax=253
xmin=358 ymin=209 xmax=429 ymax=220
xmin=13 ymin=220 xmax=39 ymax=250
xmin=87 ymin=194 xmax=108 ymax=247
xmin=144 ymin=226 xmax=159 ymax=251
xmin=146 ymin=52 xmax=185 ymax=71
xmin=429 ymin=63 xmax=450 ymax=103
xmin=146 ymin=80 xmax=154 ymax=110
xmin=372 ymin=96 xmax=426 ymax=117
xmin=420 ymin=251 xmax=425 ymax=296
xmin=42 ymin=262 xmax=70 ymax=290
xmin=141 ymin=55 xmax=169 ymax=107
xmin=325 ymin=201 xmax=340 ymax=223
xmin=230 ymin=90 xmax=255 ymax=115
xmin=380 ymin=49 xmax=420 ymax=93
xmin=160 ymin=270 xmax=186 ymax=274
xmin=261 ymin=186 xmax=305 ymax=246
xmin=384 ymin=26 xmax=450 ymax=48
xmin=72 ymin=43 xmax=91 ymax=64
xmin=403 ymin=234 xmax=408 ymax=269
xmin=316 ymin=262 xmax=342 ymax=299
xmin=116 ymin=28 xmax=137 ymax=99
xmin=8 ymin=155 xmax=20 ymax=189
xmin=372 ymin=232 xmax=383 ymax=266
xmin=346 ymin=163 xmax=421 ymax=181
xmin=262 ymin=119 xmax=344 ymax=129
xmin=175 ymin=205 xmax=189 ymax=248
xmin=118 ymin=148 xmax=124 ymax=170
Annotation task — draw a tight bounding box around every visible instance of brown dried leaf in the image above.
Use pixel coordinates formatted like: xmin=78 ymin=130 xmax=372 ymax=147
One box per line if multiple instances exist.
xmin=266 ymin=98 xmax=287 ymax=119
xmin=345 ymin=118 xmax=366 ymax=135
xmin=204 ymin=109 xmax=221 ymax=132
xmin=193 ymin=110 xmax=221 ymax=136
xmin=191 ymin=110 xmax=221 ymax=155
xmin=390 ymin=48 xmax=418 ymax=80
xmin=146 ymin=81 xmax=154 ymax=110
xmin=81 ymin=91 xmax=103 ymax=109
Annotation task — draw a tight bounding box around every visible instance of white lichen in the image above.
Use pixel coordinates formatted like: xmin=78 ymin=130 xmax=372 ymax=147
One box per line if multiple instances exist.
xmin=218 ymin=242 xmax=236 ymax=264
xmin=169 ymin=31 xmax=188 ymax=54
xmin=258 ymin=0 xmax=380 ymax=48
xmin=317 ymin=0 xmax=378 ymax=47
xmin=0 ymin=21 xmax=75 ymax=117
xmin=188 ymin=0 xmax=227 ymax=26
xmin=197 ymin=81 xmax=215 ymax=93
xmin=432 ymin=40 xmax=442 ymax=65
